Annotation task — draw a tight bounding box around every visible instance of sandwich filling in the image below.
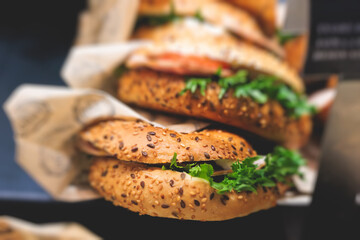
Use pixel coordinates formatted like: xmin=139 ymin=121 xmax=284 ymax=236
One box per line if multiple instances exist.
xmin=116 ymin=65 xmax=316 ymax=119
xmin=162 ymin=146 xmax=305 ymax=194
xmin=179 ymin=68 xmax=316 ymax=118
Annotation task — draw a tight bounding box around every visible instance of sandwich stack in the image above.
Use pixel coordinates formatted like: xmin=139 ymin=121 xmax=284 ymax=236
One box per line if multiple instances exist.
xmin=77 ymin=0 xmax=315 ymax=221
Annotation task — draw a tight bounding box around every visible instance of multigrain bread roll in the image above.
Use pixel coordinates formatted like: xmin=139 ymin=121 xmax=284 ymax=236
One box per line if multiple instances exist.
xmin=138 ymin=0 xmax=277 ymax=38
xmin=118 ymin=69 xmax=312 ymax=149
xmin=78 ymin=118 xmax=305 ymax=221
xmin=77 ymin=118 xmax=256 ymax=164
xmin=135 ymin=5 xmax=283 ymax=56
xmin=89 ymin=158 xmax=288 ymax=221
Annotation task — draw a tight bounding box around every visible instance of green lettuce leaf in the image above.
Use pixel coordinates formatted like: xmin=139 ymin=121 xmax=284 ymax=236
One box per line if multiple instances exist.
xmin=180 ymin=69 xmax=316 ymax=118
xmin=163 ymin=146 xmax=305 ymax=194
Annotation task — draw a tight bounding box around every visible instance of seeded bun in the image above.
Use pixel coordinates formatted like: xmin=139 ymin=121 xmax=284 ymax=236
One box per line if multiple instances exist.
xmin=135 ymin=4 xmax=283 ymax=56
xmin=77 ymin=118 xmax=256 ymax=164
xmin=117 ymin=69 xmax=312 ymax=149
xmin=89 ymin=157 xmax=289 ymax=221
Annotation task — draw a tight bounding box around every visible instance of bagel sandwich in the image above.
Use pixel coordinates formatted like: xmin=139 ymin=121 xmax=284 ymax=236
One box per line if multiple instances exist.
xmin=77 ymin=118 xmax=305 ymax=221
xmin=136 ymin=0 xmax=283 ymax=57
xmin=117 ymin=37 xmax=316 ymax=149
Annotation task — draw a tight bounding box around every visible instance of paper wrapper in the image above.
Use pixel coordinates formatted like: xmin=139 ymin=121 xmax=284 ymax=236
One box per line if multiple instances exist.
xmin=75 ymin=0 xmax=139 ymax=45
xmin=0 ymin=216 xmax=100 ymax=240
xmin=3 ymin=85 xmax=208 ymax=201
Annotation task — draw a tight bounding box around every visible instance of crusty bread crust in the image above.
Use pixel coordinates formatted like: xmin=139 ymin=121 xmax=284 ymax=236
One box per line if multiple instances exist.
xmin=78 ymin=118 xmax=256 ymax=164
xmin=89 ymin=157 xmax=288 ymax=221
xmin=118 ymin=69 xmax=312 ymax=149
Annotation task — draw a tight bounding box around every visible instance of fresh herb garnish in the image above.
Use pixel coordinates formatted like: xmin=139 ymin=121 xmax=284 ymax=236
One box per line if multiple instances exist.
xmin=179 ymin=77 xmax=211 ymax=96
xmin=211 ymin=146 xmax=305 ymax=193
xmin=194 ymin=10 xmax=205 ymax=22
xmin=114 ymin=65 xmax=128 ymax=78
xmin=276 ymin=29 xmax=298 ymax=45
xmin=163 ymin=146 xmax=305 ymax=194
xmin=218 ymin=70 xmax=248 ymax=99
xmin=162 ymin=152 xmax=196 ymax=171
xmin=180 ymin=69 xmax=316 ymax=118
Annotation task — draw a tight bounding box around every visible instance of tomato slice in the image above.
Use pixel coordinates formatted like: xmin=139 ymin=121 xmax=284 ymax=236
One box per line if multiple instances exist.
xmin=148 ymin=53 xmax=232 ymax=76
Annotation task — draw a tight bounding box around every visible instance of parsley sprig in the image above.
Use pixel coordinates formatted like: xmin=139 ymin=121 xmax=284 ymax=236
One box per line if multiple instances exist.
xmin=163 ymin=146 xmax=305 ymax=194
xmin=180 ymin=69 xmax=316 ymax=118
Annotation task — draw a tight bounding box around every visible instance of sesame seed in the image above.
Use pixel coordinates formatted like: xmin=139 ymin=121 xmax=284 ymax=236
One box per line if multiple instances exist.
xmin=180 ymin=143 xmax=186 ymax=148
xmin=161 ymin=204 xmax=170 ymax=208
xmin=179 ymin=187 xmax=184 ymax=196
xmin=177 ymin=138 xmax=181 ymax=142
xmin=148 ymin=131 xmax=156 ymax=135
xmin=233 ymin=151 xmax=238 ymax=156
xmin=211 ymin=145 xmax=216 ymax=151
xmin=195 ymin=136 xmax=199 ymax=142
xmin=141 ymin=151 xmax=148 ymax=157
xmin=146 ymin=135 xmax=152 ymax=141
xmin=101 ymin=170 xmax=108 ymax=177
xmin=140 ymin=181 xmax=145 ymax=188
xmin=131 ymin=147 xmax=138 ymax=152
xmin=210 ymin=192 xmax=215 ymax=200
xmin=204 ymin=152 xmax=210 ymax=159
xmin=147 ymin=143 xmax=155 ymax=148
xmin=113 ymin=164 xmax=119 ymax=169
xmin=170 ymin=133 xmax=176 ymax=138
xmin=119 ymin=141 xmax=124 ymax=150
xmin=180 ymin=173 xmax=186 ymax=180
xmin=194 ymin=200 xmax=200 ymax=206
xmin=180 ymin=200 xmax=186 ymax=208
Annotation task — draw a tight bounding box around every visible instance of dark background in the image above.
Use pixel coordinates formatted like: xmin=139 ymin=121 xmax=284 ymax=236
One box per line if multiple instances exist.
xmin=0 ymin=1 xmax=358 ymax=240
